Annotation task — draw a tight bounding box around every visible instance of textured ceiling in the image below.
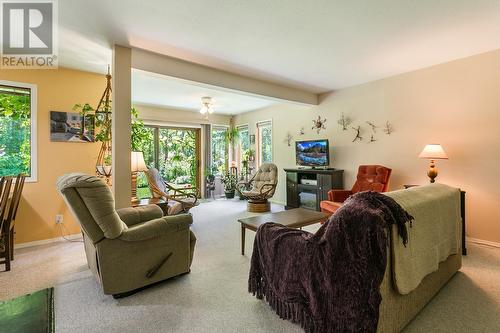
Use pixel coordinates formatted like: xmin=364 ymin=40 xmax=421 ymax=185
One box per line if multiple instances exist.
xmin=59 ymin=1 xmax=500 ymax=94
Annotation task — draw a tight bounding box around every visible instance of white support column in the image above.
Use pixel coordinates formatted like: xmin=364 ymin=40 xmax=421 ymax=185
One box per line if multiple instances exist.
xmin=112 ymin=45 xmax=132 ymax=208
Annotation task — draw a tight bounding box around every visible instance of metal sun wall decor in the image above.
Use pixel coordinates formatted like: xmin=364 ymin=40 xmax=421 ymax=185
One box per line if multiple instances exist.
xmin=312 ymin=116 xmax=327 ymax=134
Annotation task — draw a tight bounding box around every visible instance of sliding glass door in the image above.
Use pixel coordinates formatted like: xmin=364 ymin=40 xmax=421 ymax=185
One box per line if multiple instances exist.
xmin=158 ymin=127 xmax=200 ymax=187
xmin=135 ymin=125 xmax=201 ymax=199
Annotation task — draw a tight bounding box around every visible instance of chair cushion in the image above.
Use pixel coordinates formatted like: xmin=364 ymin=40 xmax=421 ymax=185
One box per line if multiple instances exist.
xmin=241 ymin=190 xmax=261 ymax=197
xmin=168 ymin=201 xmax=183 ymax=216
xmin=351 ymin=165 xmax=392 ymax=193
xmin=250 ymin=163 xmax=278 ymax=197
xmin=145 ymin=168 xmax=168 ymax=198
xmin=320 ymin=201 xmax=343 ymax=215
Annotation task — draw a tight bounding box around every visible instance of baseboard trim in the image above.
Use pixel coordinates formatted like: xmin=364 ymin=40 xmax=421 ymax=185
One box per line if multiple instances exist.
xmin=14 ymin=233 xmax=82 ymax=249
xmin=467 ymin=237 xmax=500 ymax=249
xmin=269 ymin=199 xmax=286 ymax=206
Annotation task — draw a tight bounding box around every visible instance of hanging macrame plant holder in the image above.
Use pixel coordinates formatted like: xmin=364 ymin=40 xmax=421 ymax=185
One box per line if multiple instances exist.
xmin=94 ymin=68 xmax=113 ymax=184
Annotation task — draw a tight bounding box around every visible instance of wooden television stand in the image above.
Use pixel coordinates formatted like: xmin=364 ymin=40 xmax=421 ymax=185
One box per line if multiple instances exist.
xmin=284 ymin=168 xmax=344 ymax=211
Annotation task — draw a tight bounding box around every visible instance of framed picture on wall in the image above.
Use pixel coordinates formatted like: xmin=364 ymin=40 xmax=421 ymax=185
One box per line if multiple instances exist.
xmin=250 ymin=134 xmax=255 ymax=145
xmin=50 ymin=111 xmax=95 ymax=142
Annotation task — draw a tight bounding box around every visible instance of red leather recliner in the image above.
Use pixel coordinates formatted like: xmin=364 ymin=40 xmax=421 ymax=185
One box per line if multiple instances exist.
xmin=320 ymin=165 xmax=392 ymax=215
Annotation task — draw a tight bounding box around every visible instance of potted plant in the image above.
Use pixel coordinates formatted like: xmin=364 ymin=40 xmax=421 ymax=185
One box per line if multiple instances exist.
xmin=225 ymin=127 xmax=240 ymax=146
xmin=221 ymin=172 xmax=237 ymax=199
xmin=238 ymin=170 xmax=248 ymax=200
xmin=244 ymin=148 xmax=255 ymax=162
xmin=73 ymin=103 xmax=150 ymax=178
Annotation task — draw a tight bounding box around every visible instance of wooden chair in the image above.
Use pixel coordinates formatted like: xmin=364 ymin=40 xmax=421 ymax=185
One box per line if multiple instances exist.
xmin=145 ymin=168 xmax=199 ymax=215
xmin=0 ymin=176 xmax=13 ymax=271
xmin=5 ymin=174 xmax=26 ymax=261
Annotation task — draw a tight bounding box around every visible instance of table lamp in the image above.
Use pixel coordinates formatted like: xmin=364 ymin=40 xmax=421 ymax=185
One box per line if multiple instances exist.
xmin=131 ymin=151 xmax=148 ymax=202
xmin=418 ymin=144 xmax=448 ymax=183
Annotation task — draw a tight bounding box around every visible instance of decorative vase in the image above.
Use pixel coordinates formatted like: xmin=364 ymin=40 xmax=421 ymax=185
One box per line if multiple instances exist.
xmin=225 ymin=190 xmax=235 ymax=199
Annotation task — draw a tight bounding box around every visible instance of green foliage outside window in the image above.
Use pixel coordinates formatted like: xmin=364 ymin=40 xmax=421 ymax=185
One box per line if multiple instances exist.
xmin=211 ymin=127 xmax=227 ymax=176
xmin=260 ymin=124 xmax=273 ymax=163
xmin=0 ymin=88 xmax=31 ymax=177
xmin=131 ymin=107 xmax=153 ymax=152
xmin=159 ymin=128 xmax=197 ymax=186
xmin=133 ymin=126 xmax=199 ymax=199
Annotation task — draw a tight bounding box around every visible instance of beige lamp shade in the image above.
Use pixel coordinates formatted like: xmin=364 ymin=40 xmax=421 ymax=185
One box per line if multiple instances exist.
xmin=131 ymin=151 xmax=148 ymax=172
xmin=418 ymin=144 xmax=448 ymax=160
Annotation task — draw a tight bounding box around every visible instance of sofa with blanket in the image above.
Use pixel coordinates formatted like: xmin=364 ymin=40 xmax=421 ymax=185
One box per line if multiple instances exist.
xmin=249 ymin=183 xmax=462 ymax=332
xmin=378 ymin=184 xmax=462 ymax=332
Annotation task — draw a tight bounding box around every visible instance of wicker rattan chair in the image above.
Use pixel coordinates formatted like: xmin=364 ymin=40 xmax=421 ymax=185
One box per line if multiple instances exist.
xmin=145 ymin=168 xmax=199 ymax=215
xmin=237 ymin=163 xmax=278 ymax=212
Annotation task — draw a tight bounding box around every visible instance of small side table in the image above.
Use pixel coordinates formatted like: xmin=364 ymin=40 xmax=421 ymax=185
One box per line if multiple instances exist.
xmin=131 ymin=197 xmax=169 ymax=216
xmin=403 ymin=185 xmax=467 ymax=255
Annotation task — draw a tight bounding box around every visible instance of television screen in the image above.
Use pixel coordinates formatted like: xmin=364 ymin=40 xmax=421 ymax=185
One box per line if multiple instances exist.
xmin=295 ymin=139 xmax=330 ymax=167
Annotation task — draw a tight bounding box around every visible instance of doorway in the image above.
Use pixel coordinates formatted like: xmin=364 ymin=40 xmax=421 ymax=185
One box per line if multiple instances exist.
xmin=136 ymin=125 xmax=201 ymax=199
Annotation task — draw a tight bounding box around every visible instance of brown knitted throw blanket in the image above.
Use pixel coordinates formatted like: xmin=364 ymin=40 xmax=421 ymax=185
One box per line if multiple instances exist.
xmin=248 ymin=191 xmax=413 ymax=333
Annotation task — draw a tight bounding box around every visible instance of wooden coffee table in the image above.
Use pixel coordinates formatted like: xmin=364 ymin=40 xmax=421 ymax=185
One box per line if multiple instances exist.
xmin=237 ymin=208 xmax=329 ymax=255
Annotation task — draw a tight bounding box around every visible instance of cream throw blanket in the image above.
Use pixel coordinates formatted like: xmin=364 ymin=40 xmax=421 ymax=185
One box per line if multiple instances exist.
xmin=386 ymin=184 xmax=461 ymax=294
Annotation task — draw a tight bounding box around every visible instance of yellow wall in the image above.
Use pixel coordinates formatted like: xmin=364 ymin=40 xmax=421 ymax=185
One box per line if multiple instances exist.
xmin=234 ymin=49 xmax=500 ymax=244
xmin=0 ymin=67 xmax=103 ymax=244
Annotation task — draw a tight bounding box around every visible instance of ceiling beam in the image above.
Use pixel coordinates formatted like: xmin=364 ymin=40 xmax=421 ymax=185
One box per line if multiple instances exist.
xmin=131 ymin=47 xmax=318 ymax=106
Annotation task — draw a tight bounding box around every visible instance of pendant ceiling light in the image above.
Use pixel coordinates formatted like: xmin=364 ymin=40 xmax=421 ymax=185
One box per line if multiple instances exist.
xmin=200 ymin=96 xmax=214 ymax=115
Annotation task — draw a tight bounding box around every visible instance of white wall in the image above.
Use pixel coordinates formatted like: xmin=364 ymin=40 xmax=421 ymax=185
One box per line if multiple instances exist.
xmin=234 ymin=49 xmax=500 ymax=244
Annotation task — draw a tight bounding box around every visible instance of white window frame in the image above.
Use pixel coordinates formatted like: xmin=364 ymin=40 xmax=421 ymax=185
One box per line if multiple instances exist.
xmin=210 ymin=124 xmax=229 ymax=175
xmin=0 ymin=80 xmax=37 ymax=182
xmin=256 ymin=119 xmax=273 ymax=166
xmin=236 ymin=124 xmax=249 ymax=170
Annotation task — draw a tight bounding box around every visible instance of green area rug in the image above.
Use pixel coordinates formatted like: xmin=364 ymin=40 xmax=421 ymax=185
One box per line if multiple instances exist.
xmin=0 ymin=288 xmax=54 ymax=333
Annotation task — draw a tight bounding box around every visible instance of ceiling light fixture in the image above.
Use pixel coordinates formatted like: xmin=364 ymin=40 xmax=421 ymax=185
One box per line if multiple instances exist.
xmin=200 ymin=96 xmax=214 ymax=115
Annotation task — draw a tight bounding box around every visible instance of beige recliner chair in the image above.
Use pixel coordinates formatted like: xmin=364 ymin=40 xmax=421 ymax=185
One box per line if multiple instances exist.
xmin=57 ymin=173 xmax=196 ymax=298
xmin=237 ymin=163 xmax=278 ymax=212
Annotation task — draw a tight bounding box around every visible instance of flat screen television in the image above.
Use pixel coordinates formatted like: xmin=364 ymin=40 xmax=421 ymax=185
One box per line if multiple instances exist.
xmin=295 ymin=139 xmax=330 ymax=167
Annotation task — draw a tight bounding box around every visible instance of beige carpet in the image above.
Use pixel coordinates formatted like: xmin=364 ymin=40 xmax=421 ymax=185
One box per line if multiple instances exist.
xmin=1 ymin=199 xmax=499 ymax=332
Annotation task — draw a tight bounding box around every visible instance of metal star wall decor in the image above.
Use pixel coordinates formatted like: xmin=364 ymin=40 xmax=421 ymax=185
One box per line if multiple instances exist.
xmin=312 ymin=116 xmax=327 ymax=134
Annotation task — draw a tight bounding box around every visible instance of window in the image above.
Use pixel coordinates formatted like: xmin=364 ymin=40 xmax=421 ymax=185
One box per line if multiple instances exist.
xmin=236 ymin=125 xmax=249 ymax=171
xmin=0 ymin=82 xmax=37 ymax=181
xmin=257 ymin=120 xmax=272 ymax=165
xmin=211 ymin=126 xmax=228 ymax=175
